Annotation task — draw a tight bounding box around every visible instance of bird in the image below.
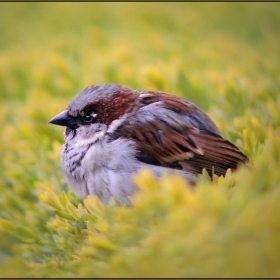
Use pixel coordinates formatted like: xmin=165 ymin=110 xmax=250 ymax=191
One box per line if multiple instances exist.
xmin=49 ymin=83 xmax=249 ymax=205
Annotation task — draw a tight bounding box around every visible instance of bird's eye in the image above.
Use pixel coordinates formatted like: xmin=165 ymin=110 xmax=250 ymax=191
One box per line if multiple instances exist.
xmin=83 ymin=114 xmax=94 ymax=122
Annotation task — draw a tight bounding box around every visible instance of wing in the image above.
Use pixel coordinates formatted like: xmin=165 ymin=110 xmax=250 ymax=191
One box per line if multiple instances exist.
xmin=108 ymin=91 xmax=249 ymax=177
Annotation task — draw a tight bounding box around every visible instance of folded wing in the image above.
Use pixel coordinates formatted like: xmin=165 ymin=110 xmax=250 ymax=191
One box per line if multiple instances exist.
xmin=108 ymin=91 xmax=249 ymax=177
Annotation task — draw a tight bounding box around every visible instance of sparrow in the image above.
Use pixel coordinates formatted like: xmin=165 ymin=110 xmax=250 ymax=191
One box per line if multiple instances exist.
xmin=49 ymin=83 xmax=249 ymax=205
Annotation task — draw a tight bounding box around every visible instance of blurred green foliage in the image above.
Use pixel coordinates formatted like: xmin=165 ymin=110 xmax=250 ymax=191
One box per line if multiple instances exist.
xmin=0 ymin=2 xmax=280 ymax=277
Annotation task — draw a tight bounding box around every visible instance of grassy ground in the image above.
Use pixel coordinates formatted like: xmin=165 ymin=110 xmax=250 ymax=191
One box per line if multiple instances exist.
xmin=0 ymin=2 xmax=280 ymax=277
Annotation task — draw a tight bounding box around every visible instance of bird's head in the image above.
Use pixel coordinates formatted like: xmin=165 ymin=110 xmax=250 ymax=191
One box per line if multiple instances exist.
xmin=49 ymin=83 xmax=139 ymax=140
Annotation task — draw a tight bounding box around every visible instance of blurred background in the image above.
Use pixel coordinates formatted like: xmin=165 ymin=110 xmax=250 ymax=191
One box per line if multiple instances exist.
xmin=0 ymin=2 xmax=280 ymax=277
xmin=1 ymin=2 xmax=279 ymax=104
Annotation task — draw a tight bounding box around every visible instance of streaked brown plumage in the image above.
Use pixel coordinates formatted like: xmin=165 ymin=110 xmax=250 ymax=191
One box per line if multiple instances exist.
xmin=49 ymin=84 xmax=249 ymax=204
xmin=107 ymin=89 xmax=248 ymax=178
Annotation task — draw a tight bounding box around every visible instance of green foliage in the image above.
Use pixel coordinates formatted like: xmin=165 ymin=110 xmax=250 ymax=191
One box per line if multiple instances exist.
xmin=0 ymin=2 xmax=280 ymax=277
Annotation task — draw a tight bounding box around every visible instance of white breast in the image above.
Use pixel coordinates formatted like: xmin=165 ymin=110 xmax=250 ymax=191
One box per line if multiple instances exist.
xmin=61 ymin=131 xmax=139 ymax=205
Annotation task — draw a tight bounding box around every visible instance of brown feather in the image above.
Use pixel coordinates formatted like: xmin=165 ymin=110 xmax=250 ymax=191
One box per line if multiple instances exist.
xmin=108 ymin=89 xmax=249 ymax=178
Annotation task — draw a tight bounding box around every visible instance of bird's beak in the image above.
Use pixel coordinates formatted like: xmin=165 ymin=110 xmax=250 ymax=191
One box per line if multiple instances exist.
xmin=48 ymin=110 xmax=77 ymax=129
